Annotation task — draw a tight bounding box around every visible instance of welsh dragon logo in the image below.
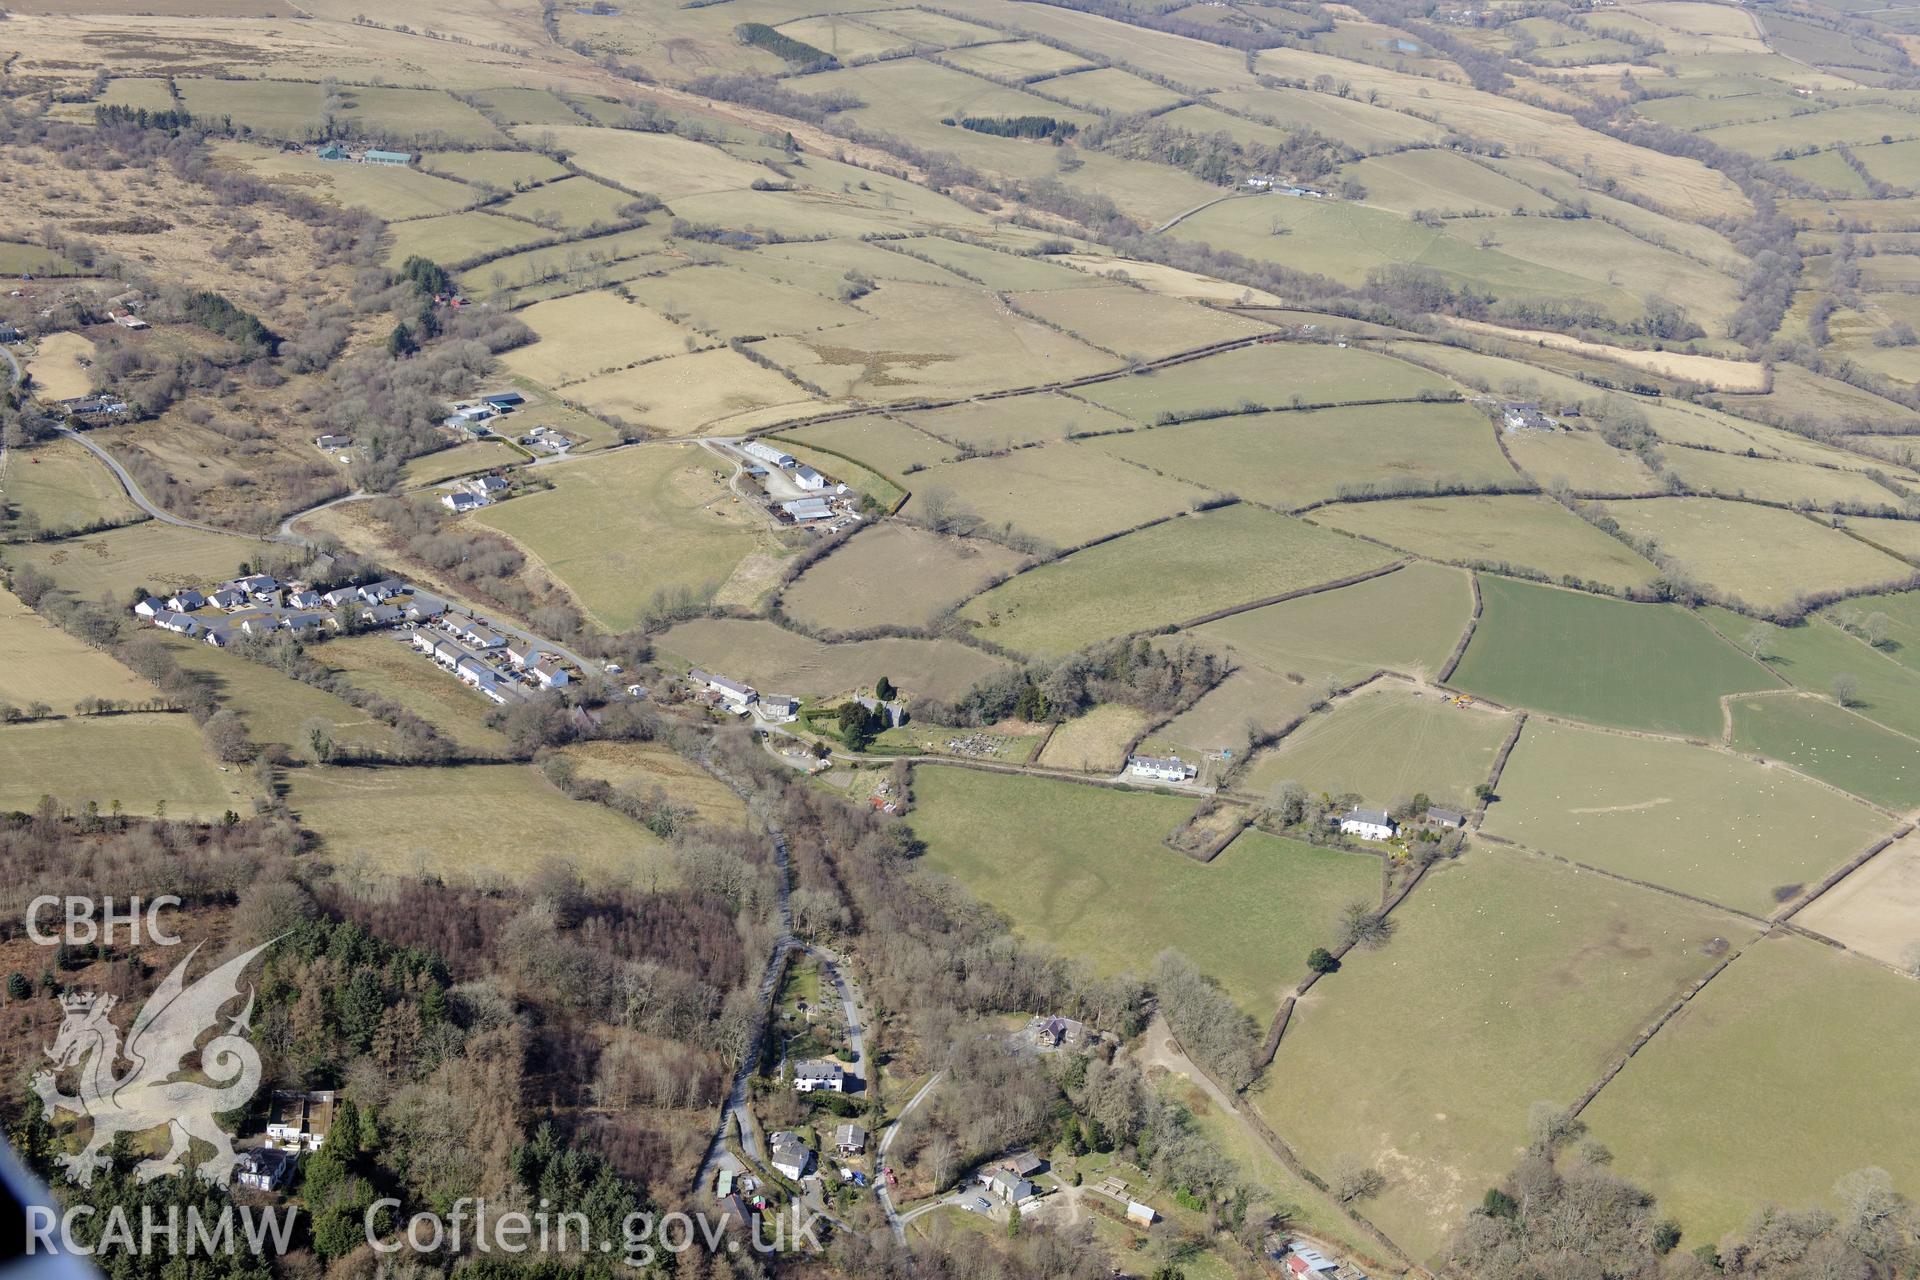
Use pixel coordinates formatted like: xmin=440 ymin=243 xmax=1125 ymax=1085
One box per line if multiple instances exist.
xmin=33 ymin=940 xmax=272 ymax=1187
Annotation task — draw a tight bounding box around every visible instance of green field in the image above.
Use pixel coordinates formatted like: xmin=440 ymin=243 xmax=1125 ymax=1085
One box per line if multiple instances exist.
xmin=0 ymin=587 xmax=156 ymax=711
xmin=782 ymin=415 xmax=955 ymax=480
xmin=0 ymin=714 xmax=248 ymax=819
xmin=1659 ymin=448 xmax=1902 ymax=510
xmin=905 ymin=442 xmax=1206 ymax=550
xmin=222 ymin=144 xmax=479 ymax=220
xmin=400 ymin=441 xmax=523 ymax=488
xmin=1089 ymin=402 xmax=1517 ymax=511
xmin=11 ymin=523 xmax=259 ymax=600
xmin=474 ymin=445 xmax=773 ymax=630
xmin=903 ymin=393 xmax=1137 ymax=451
xmin=382 ymin=211 xmax=554 ymax=268
xmin=1585 ymin=934 xmax=1920 ymax=1246
xmin=501 ymin=290 xmax=703 ymax=387
xmin=555 ymin=739 xmax=749 ymax=830
xmin=1503 ymin=429 xmax=1660 ymax=495
xmin=1244 ymin=684 xmax=1516 ymax=810
xmin=960 ymin=505 xmax=1395 ymax=657
xmin=319 ymin=634 xmax=513 ymax=758
xmin=782 ymin=523 xmax=1024 ymax=634
xmin=1701 ymin=607 xmax=1920 ymax=741
xmin=1313 ymin=495 xmax=1661 ymax=591
xmin=158 ymin=634 xmax=399 ymax=758
xmin=1073 ymin=343 xmax=1455 ymax=423
xmin=656 ymin=617 xmax=1010 ymax=703
xmin=1727 ymin=692 xmax=1920 ymax=809
xmin=1258 ymin=847 xmax=1754 ymax=1263
xmin=287 ymin=762 xmax=668 ymax=886
xmin=492 ymin=177 xmax=638 ymax=232
xmin=1008 ymin=285 xmax=1269 ymax=360
xmin=909 ymin=768 xmax=1380 ymax=1018
xmin=1482 ymin=719 xmax=1892 ymax=914
xmin=420 ymin=149 xmax=571 ymax=188
xmin=2 ymin=438 xmax=141 ymax=537
xmin=175 ymin=78 xmax=323 ymax=136
xmin=1452 ymin=576 xmax=1780 ymax=737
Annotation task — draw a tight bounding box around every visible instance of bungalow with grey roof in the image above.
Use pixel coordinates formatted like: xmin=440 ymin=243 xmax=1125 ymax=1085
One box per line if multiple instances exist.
xmin=443 ymin=490 xmax=488 ymax=513
xmin=133 ymin=598 xmax=162 ymax=619
xmin=834 ymin=1123 xmax=867 ymax=1155
xmin=288 ymin=589 xmax=321 ymax=610
xmin=152 ymin=611 xmax=200 ymax=636
xmin=406 ymin=595 xmax=447 ymax=621
xmin=208 ymin=588 xmax=248 ymax=610
xmin=320 ymin=587 xmax=360 ymax=609
xmin=166 ymin=590 xmax=206 ymax=612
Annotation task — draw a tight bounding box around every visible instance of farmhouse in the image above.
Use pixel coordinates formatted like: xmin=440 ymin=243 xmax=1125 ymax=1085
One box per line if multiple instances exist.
xmin=791 ymin=464 xmax=829 ymax=492
xmin=1340 ymin=807 xmax=1397 ymax=841
xmin=691 ymin=670 xmax=758 ymax=707
xmin=1127 ymin=755 xmax=1197 ymax=782
xmin=770 ymin=1132 xmax=812 ymax=1181
xmin=235 ymin=1147 xmax=297 ymax=1192
xmin=987 ymin=1170 xmax=1037 ymax=1205
xmin=265 ymin=1089 xmax=335 ymax=1152
xmin=362 ymin=149 xmax=413 ymax=166
xmin=743 ymin=440 xmax=797 ymax=468
xmin=1502 ymin=402 xmax=1553 ymax=432
xmin=443 ymin=490 xmax=488 ymax=513
xmin=1030 ymin=1014 xmax=1088 ymax=1051
xmin=759 ymin=694 xmax=800 ymax=722
xmin=834 ymin=1123 xmax=867 ymax=1156
xmin=792 ymin=1059 xmax=846 ymax=1093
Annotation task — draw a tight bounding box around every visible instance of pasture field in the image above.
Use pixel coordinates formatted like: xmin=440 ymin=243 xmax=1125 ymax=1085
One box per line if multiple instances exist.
xmin=0 ymin=242 xmax=78 ymax=275
xmin=909 ymin=768 xmax=1380 ymax=1018
xmin=175 ymin=78 xmax=322 ymax=136
xmin=1008 ymin=286 xmax=1270 ymax=359
xmin=1056 ymin=255 xmax=1288 ymax=306
xmin=337 ymin=86 xmax=505 ymax=145
xmin=1585 ymin=934 xmax=1920 ymax=1245
xmin=1243 ymin=683 xmax=1515 ymax=809
xmin=1701 ymin=608 xmax=1920 ymax=741
xmin=501 ymin=291 xmax=702 ymax=386
xmin=1482 ymin=719 xmax=1892 ymax=914
xmin=564 ymin=347 xmax=820 ymax=435
xmin=1823 ymin=587 xmax=1920 ymax=669
xmin=2 ymin=438 xmax=141 ymax=535
xmin=287 ymin=763 xmax=669 ymax=887
xmin=525 ymin=125 xmax=786 ymax=201
xmin=400 ymin=441 xmax=522 ymax=487
xmin=26 ymin=332 xmax=96 ymax=401
xmin=752 ymin=238 xmax=979 ymax=291
xmin=1453 ymin=577 xmax=1779 ymax=737
xmin=157 ymin=633 xmax=398 ymax=757
xmin=420 ymin=150 xmax=570 ymax=188
xmin=1193 ymin=560 xmax=1474 ymax=682
xmin=492 ymin=177 xmax=638 ymax=232
xmin=903 ymin=393 xmax=1136 ymax=450
xmin=0 ymin=714 xmax=246 ymax=819
xmin=657 ymin=618 xmax=1009 ymax=702
xmin=782 ymin=415 xmax=954 ymax=479
xmin=1208 ymin=84 xmax=1449 ymax=153
xmin=1381 ymin=339 xmax=1604 ymax=404
xmin=1501 ymin=429 xmax=1661 ymax=494
xmin=319 ymin=634 xmax=514 ymax=757
xmin=1072 ymin=343 xmax=1455 ymax=423
xmin=1041 ymin=67 xmax=1189 ymax=114
xmin=961 ymin=505 xmax=1395 ymax=657
xmin=781 ymin=523 xmax=1025 ymax=633
xmin=773 ymin=14 xmax=908 ymax=60
xmin=554 ymin=740 xmax=750 ymax=829
xmin=457 ymin=227 xmax=673 ymax=303
xmin=1598 ymin=498 xmax=1914 ymax=611
xmin=1727 ymin=692 xmax=1920 ymax=809
xmin=1090 ymin=403 xmax=1517 ymax=511
xmin=752 ymin=282 xmax=1116 ymax=403
xmin=473 ymin=445 xmax=769 ymax=631
xmin=622 ymin=263 xmax=868 ymax=340
xmin=100 ymin=77 xmax=175 ymax=112
xmin=905 ymin=443 xmax=1204 ymax=549
xmin=882 ymin=238 xmax=1107 ymax=292
xmin=1658 ymin=448 xmax=1902 ymax=509
xmin=0 ymin=587 xmax=156 ymax=711
xmin=220 ymin=144 xmax=477 ymax=220
xmin=1159 ymin=665 xmax=1330 ymax=761
xmin=1034 ymin=704 xmax=1152 ymax=773
xmin=940 ymin=39 xmax=1094 ymax=78
xmin=1342 ymin=148 xmax=1557 ymax=216
xmin=11 ymin=523 xmax=256 ymax=599
xmin=1737 ymin=364 xmax=1920 ymax=433
xmin=1258 ymin=847 xmax=1753 ymax=1264
xmin=1795 ymin=832 xmax=1920 ymax=966
xmin=1313 ymin=495 xmax=1663 ymax=592
xmin=465 ymin=87 xmax=580 ymax=126
xmin=381 ymin=211 xmax=553 ymax=268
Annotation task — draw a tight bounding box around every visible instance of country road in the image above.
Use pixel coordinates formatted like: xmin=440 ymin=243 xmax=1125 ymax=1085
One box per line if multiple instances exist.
xmin=875 ymin=1068 xmax=946 ymax=1242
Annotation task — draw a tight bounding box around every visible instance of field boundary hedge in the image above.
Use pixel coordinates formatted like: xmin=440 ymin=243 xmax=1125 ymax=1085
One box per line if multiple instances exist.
xmin=1435 ymin=570 xmax=1484 ymax=683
